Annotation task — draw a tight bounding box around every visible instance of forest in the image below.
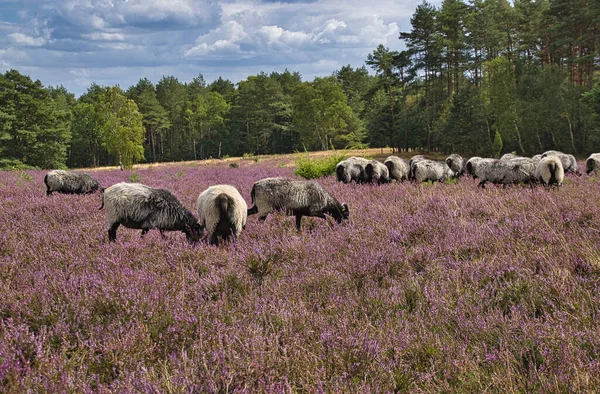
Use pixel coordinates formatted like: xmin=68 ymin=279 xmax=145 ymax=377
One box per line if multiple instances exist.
xmin=0 ymin=0 xmax=599 ymax=170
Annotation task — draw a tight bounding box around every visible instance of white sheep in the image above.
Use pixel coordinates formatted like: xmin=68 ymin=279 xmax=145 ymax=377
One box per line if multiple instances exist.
xmin=586 ymin=153 xmax=600 ymax=175
xmin=384 ymin=156 xmax=410 ymax=182
xmin=196 ymin=185 xmax=247 ymax=245
xmin=535 ymin=156 xmax=564 ymax=188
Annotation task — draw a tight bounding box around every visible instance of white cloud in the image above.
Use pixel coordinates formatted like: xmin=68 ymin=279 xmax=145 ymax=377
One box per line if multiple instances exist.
xmin=81 ymin=32 xmax=125 ymax=41
xmin=8 ymin=32 xmax=47 ymax=47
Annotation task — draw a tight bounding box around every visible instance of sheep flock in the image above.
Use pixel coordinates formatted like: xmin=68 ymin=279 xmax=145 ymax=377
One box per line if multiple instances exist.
xmin=41 ymin=149 xmax=597 ymax=245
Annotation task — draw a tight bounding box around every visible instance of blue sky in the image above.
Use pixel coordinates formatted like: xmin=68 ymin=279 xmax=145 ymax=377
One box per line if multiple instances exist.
xmin=0 ymin=0 xmax=436 ymax=97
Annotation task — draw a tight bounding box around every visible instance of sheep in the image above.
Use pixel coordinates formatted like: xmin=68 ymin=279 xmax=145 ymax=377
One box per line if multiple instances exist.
xmin=247 ymin=177 xmax=349 ymax=231
xmin=531 ymin=154 xmax=542 ymax=162
xmin=196 ymin=185 xmax=247 ymax=245
xmin=445 ymin=154 xmax=465 ymax=176
xmin=44 ymin=170 xmax=101 ymax=196
xmin=541 ymin=150 xmax=580 ymax=175
xmin=586 ymin=153 xmax=600 ymax=175
xmin=535 ymin=156 xmax=564 ymax=188
xmin=469 ymin=159 xmax=535 ymax=188
xmin=412 ymin=159 xmax=456 ymax=183
xmin=408 ymin=155 xmax=426 ymax=180
xmin=364 ymin=160 xmax=390 ymax=184
xmin=100 ymin=182 xmax=202 ymax=242
xmin=335 ymin=157 xmax=369 ymax=183
xmin=384 ymin=156 xmax=410 ymax=182
xmin=500 ymin=153 xmax=519 ymax=160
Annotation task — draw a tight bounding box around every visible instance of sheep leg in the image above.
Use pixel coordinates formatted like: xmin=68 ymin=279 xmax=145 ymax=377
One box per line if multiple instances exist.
xmin=159 ymin=229 xmax=166 ymax=239
xmin=295 ymin=215 xmax=303 ymax=232
xmin=209 ymin=233 xmax=219 ymax=246
xmin=247 ymin=206 xmax=258 ymax=215
xmin=46 ymin=189 xmax=52 ymax=196
xmin=141 ymin=229 xmax=149 ymax=237
xmin=108 ymin=223 xmax=120 ymax=242
xmin=258 ymin=214 xmax=268 ymax=221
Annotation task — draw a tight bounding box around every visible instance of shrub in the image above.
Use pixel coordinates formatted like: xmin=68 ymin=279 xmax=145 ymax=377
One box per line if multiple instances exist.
xmin=294 ymin=150 xmax=348 ymax=179
xmin=0 ymin=159 xmax=39 ymax=171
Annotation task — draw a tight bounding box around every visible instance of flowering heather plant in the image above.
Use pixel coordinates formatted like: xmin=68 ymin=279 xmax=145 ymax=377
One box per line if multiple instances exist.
xmin=1 ymin=158 xmax=600 ymax=392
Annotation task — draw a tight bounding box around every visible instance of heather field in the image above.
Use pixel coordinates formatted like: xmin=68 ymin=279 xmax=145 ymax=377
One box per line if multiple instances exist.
xmin=2 ymin=157 xmax=600 ymax=393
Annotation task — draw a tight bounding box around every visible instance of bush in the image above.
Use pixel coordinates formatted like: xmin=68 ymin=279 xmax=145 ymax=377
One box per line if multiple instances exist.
xmin=294 ymin=150 xmax=348 ymax=179
xmin=0 ymin=159 xmax=39 ymax=171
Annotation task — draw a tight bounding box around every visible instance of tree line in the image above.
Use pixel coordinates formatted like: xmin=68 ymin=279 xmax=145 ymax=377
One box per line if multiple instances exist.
xmin=1 ymin=0 xmax=599 ymax=170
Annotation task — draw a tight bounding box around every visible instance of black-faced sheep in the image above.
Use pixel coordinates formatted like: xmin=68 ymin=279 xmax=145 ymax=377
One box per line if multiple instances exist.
xmin=384 ymin=156 xmax=410 ymax=182
xmin=586 ymin=153 xmax=600 ymax=175
xmin=445 ymin=154 xmax=465 ymax=176
xmin=412 ymin=159 xmax=456 ymax=183
xmin=535 ymin=156 xmax=564 ymax=188
xmin=196 ymin=185 xmax=247 ymax=245
xmin=44 ymin=170 xmax=101 ymax=196
xmin=247 ymin=177 xmax=349 ymax=231
xmin=335 ymin=157 xmax=369 ymax=183
xmin=469 ymin=159 xmax=535 ymax=188
xmin=364 ymin=160 xmax=390 ymax=184
xmin=100 ymin=182 xmax=202 ymax=242
xmin=541 ymin=150 xmax=580 ymax=175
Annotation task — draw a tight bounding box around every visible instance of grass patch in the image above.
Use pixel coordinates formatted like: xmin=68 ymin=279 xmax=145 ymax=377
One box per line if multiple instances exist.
xmin=294 ymin=149 xmax=348 ymax=179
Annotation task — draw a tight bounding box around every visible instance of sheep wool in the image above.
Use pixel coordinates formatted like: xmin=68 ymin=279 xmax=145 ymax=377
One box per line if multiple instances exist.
xmin=384 ymin=156 xmax=410 ymax=182
xmin=535 ymin=156 xmax=564 ymax=188
xmin=196 ymin=185 xmax=247 ymax=245
xmin=101 ymin=182 xmax=201 ymax=242
xmin=335 ymin=157 xmax=369 ymax=183
xmin=247 ymin=177 xmax=349 ymax=231
xmin=541 ymin=150 xmax=580 ymax=175
xmin=365 ymin=160 xmax=390 ymax=184
xmin=586 ymin=153 xmax=600 ymax=175
xmin=412 ymin=159 xmax=456 ymax=183
xmin=44 ymin=170 xmax=101 ymax=196
xmin=445 ymin=154 xmax=465 ymax=176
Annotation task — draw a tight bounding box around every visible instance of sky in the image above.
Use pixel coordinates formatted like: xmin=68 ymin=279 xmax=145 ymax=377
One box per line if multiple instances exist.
xmin=0 ymin=0 xmax=437 ymax=97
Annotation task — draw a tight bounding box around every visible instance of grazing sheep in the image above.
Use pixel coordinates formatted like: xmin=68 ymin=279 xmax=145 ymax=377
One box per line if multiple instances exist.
xmin=384 ymin=156 xmax=410 ymax=182
xmin=412 ymin=159 xmax=456 ymax=183
xmin=541 ymin=150 xmax=580 ymax=175
xmin=535 ymin=156 xmax=564 ymax=188
xmin=100 ymin=182 xmax=202 ymax=242
xmin=335 ymin=157 xmax=369 ymax=183
xmin=247 ymin=177 xmax=349 ymax=231
xmin=364 ymin=160 xmax=390 ymax=184
xmin=44 ymin=170 xmax=101 ymax=196
xmin=445 ymin=154 xmax=465 ymax=176
xmin=408 ymin=155 xmax=426 ymax=180
xmin=504 ymin=156 xmax=539 ymax=175
xmin=586 ymin=153 xmax=600 ymax=175
xmin=196 ymin=185 xmax=247 ymax=245
xmin=469 ymin=159 xmax=535 ymax=188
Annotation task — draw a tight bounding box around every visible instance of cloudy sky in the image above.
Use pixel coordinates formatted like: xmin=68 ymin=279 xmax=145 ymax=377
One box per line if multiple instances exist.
xmin=0 ymin=0 xmax=437 ymax=97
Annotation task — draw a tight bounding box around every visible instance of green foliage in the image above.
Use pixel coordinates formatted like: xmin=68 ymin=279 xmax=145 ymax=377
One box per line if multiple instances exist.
xmin=128 ymin=171 xmax=140 ymax=183
xmin=96 ymin=87 xmax=145 ymax=169
xmin=492 ymin=131 xmax=503 ymax=158
xmin=0 ymin=159 xmax=38 ymax=171
xmin=229 ymin=162 xmax=239 ymax=168
xmin=292 ymin=77 xmax=364 ymax=151
xmin=0 ymin=70 xmax=71 ymax=169
xmin=294 ymin=149 xmax=348 ymax=179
